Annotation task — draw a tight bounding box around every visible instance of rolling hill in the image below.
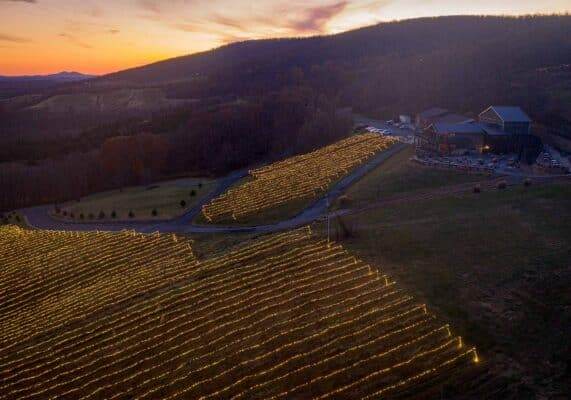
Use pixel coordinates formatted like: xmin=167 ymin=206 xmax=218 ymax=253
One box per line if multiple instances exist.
xmin=2 ymin=14 xmax=571 ymax=210
xmin=4 ymin=15 xmax=571 ymax=131
xmin=93 ymin=14 xmax=571 ymax=121
xmin=0 ymin=72 xmax=94 ymax=99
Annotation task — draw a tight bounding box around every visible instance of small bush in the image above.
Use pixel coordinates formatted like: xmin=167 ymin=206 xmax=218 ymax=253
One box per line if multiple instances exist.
xmin=70 ymin=212 xmax=75 ymax=219
xmin=88 ymin=213 xmax=95 ymax=220
xmin=62 ymin=211 xmax=68 ymax=217
xmin=497 ymin=181 xmax=507 ymax=190
xmin=129 ymin=211 xmax=135 ymax=219
xmin=15 ymin=215 xmax=21 ymax=222
xmin=80 ymin=213 xmax=85 ymax=220
xmin=152 ymin=209 xmax=158 ymax=217
xmin=190 ymin=190 xmax=196 ymax=197
xmin=180 ymin=200 xmax=187 ymax=208
xmin=338 ymin=195 xmax=353 ymax=208
xmin=198 ymin=182 xmax=203 ymax=188
xmin=98 ymin=211 xmax=105 ymax=219
xmin=524 ymin=179 xmax=532 ymax=187
xmin=111 ymin=211 xmax=117 ymax=219
xmin=473 ymin=184 xmax=481 ymax=194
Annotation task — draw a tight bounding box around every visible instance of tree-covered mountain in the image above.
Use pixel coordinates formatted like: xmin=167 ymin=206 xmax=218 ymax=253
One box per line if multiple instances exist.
xmin=2 ymin=15 xmax=571 ymax=211
xmin=95 ymin=14 xmax=571 ymax=117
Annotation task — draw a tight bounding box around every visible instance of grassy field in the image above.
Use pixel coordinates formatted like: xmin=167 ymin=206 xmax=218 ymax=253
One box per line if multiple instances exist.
xmin=317 ymin=173 xmax=571 ymax=398
xmin=340 ymin=146 xmax=491 ymax=206
xmin=60 ymin=177 xmax=215 ymax=221
xmin=27 ymin=88 xmax=193 ymax=114
xmin=0 ymin=211 xmax=28 ymax=228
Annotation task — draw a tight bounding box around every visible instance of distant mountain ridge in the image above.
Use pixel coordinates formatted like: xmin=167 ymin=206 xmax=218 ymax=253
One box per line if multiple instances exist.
xmin=0 ymin=71 xmax=95 ymax=82
xmin=0 ymin=71 xmax=95 ymax=99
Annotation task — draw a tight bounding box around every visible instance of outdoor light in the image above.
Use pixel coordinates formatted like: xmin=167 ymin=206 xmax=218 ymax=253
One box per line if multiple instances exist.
xmin=202 ymin=135 xmax=397 ymax=222
xmin=2 ymin=226 xmax=477 ymax=400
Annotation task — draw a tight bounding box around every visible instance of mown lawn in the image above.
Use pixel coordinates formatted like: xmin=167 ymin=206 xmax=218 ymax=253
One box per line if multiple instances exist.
xmin=316 ymin=183 xmax=571 ymax=398
xmin=61 ymin=177 xmax=215 ymax=221
xmin=1 ymin=211 xmax=29 ymax=228
xmin=341 ymin=146 xmax=490 ymax=205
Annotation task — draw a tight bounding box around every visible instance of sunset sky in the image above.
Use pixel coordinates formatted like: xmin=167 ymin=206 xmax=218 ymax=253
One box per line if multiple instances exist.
xmin=1 ymin=0 xmax=570 ymax=76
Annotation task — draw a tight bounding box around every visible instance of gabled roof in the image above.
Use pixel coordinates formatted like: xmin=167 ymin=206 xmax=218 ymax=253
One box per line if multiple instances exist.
xmin=431 ymin=123 xmax=484 ymax=134
xmin=482 ymin=106 xmax=531 ymax=123
xmin=435 ymin=114 xmax=474 ymax=124
xmin=476 ymin=123 xmax=511 ymax=136
xmin=418 ymin=108 xmax=449 ymax=119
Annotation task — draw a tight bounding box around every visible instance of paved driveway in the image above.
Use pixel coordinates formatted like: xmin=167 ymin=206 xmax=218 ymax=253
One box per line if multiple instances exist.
xmin=22 ymin=144 xmax=408 ymax=235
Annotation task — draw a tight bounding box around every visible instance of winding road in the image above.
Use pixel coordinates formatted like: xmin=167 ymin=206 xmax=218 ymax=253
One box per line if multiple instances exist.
xmin=21 ymin=144 xmax=408 ymax=235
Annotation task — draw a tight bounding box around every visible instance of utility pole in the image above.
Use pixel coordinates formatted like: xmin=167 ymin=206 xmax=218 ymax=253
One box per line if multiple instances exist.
xmin=326 ymin=198 xmax=331 ymax=245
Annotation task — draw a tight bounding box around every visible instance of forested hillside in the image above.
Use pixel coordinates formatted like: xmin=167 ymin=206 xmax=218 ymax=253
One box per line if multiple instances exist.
xmin=2 ymin=14 xmax=571 ymax=211
xmin=99 ymin=14 xmax=571 ymax=118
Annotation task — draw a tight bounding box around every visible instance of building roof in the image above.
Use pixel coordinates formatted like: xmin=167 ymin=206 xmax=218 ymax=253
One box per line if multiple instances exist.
xmin=483 ymin=106 xmax=531 ymax=123
xmin=431 ymin=123 xmax=485 ymax=134
xmin=476 ymin=123 xmax=510 ymax=136
xmin=434 ymin=113 xmax=474 ymax=124
xmin=418 ymin=108 xmax=449 ymax=119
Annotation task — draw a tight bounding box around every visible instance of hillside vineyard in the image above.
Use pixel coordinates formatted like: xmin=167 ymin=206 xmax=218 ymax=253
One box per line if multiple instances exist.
xmin=0 ymin=227 xmax=198 ymax=347
xmin=202 ymin=134 xmax=398 ymax=222
xmin=0 ymin=226 xmax=478 ymax=399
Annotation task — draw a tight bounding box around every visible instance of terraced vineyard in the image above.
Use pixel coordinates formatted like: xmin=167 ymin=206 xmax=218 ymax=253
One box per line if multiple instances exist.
xmin=202 ymin=134 xmax=398 ymax=222
xmin=0 ymin=227 xmax=198 ymax=347
xmin=0 ymin=226 xmax=477 ymax=399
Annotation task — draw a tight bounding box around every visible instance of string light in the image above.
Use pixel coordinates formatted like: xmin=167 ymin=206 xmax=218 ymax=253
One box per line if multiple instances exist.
xmin=6 ymin=241 xmax=380 ymax=396
xmin=202 ymin=134 xmax=397 ymax=222
xmin=1 ymin=228 xmax=314 ymax=373
xmin=359 ymin=348 xmax=479 ymax=400
xmin=0 ymin=226 xmax=478 ymax=400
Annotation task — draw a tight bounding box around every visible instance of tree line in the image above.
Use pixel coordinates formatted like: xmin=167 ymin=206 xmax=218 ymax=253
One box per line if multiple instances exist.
xmin=0 ymin=87 xmax=351 ymax=211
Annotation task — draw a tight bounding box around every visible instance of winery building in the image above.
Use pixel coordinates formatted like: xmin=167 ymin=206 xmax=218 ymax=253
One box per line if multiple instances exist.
xmin=478 ymin=106 xmax=532 ymax=135
xmin=415 ymin=106 xmax=539 ymax=157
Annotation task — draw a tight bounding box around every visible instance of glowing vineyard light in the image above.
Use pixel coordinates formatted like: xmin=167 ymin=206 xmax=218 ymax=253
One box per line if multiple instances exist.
xmin=202 ymin=134 xmax=398 ymax=222
xmin=473 ymin=349 xmax=480 ymax=363
xmin=0 ymin=226 xmax=477 ymax=400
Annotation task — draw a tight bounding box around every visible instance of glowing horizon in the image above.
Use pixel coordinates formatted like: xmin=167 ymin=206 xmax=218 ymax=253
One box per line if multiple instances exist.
xmin=1 ymin=0 xmax=570 ymax=76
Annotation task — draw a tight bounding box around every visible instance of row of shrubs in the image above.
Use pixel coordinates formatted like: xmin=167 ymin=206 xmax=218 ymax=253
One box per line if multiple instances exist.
xmin=1 ymin=212 xmax=21 ymax=225
xmin=54 ymin=209 xmax=159 ymax=220
xmin=473 ymin=179 xmax=531 ymax=193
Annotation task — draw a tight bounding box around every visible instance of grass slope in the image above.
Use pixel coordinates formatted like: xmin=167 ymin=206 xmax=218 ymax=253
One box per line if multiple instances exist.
xmin=61 ymin=177 xmax=215 ymax=221
xmin=340 ymin=146 xmax=490 ymax=206
xmin=317 ymin=154 xmax=571 ymax=397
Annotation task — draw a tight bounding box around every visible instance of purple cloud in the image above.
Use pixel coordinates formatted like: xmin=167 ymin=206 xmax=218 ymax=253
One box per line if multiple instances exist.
xmin=288 ymin=1 xmax=349 ymax=33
